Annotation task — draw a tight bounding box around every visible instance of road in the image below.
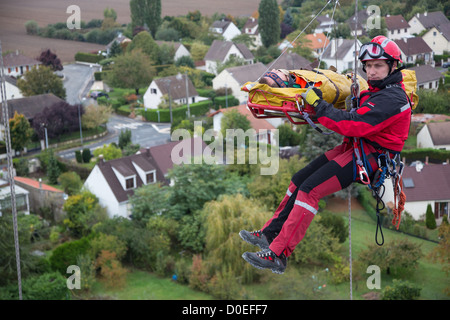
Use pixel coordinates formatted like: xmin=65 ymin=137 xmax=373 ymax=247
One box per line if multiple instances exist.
xmin=60 ymin=63 xmax=100 ymax=105
xmin=57 ymin=114 xmax=171 ymax=160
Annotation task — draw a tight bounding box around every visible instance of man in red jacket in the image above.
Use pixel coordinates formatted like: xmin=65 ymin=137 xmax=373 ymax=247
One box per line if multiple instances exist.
xmin=241 ymin=36 xmax=412 ymax=274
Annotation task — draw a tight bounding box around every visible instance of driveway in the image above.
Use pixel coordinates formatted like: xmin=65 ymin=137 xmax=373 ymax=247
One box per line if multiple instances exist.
xmin=57 ymin=114 xmax=171 ymax=160
xmin=61 ymin=63 xmax=100 ymax=105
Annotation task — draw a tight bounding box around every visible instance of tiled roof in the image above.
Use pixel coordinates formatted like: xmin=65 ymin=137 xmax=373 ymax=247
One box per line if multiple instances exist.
xmin=403 ymin=164 xmax=450 ymax=202
xmin=14 ymin=176 xmax=63 ymax=193
xmin=2 ymin=52 xmax=41 ymax=68
xmin=385 ymin=15 xmax=410 ymax=30
xmin=394 ymin=37 xmax=432 ymax=56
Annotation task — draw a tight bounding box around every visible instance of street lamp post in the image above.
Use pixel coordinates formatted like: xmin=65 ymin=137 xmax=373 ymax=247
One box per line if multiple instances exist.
xmin=78 ymin=104 xmax=83 ymax=146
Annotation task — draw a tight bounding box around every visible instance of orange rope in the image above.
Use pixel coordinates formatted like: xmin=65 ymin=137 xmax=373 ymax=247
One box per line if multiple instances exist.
xmin=392 ymin=176 xmax=406 ymax=230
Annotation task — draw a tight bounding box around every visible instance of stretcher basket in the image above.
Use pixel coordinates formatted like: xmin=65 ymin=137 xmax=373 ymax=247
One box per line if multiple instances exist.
xmin=241 ymin=69 xmax=369 ymax=125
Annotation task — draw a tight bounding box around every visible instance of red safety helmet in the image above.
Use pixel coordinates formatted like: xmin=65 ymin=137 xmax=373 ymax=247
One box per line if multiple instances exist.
xmin=359 ymin=35 xmax=403 ymax=63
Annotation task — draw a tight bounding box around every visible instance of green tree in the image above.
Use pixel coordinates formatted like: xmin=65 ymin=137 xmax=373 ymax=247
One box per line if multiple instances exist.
xmin=382 ymin=279 xmax=422 ymax=300
xmin=63 ymin=191 xmax=108 ymax=237
xmin=220 ymin=109 xmax=251 ymax=138
xmin=425 ymin=203 xmax=437 ymax=229
xmin=9 ymin=112 xmax=33 ymax=155
xmin=128 ymin=183 xmax=171 ymax=223
xmin=201 ymin=194 xmax=272 ymax=284
xmin=47 ymin=150 xmax=61 ymax=185
xmin=259 ymin=0 xmax=281 ymax=48
xmin=106 ymin=49 xmax=155 ymax=95
xmin=118 ymin=129 xmax=132 ymax=150
xmin=17 ymin=65 xmax=66 ymax=99
xmin=127 ymin=30 xmax=160 ymax=63
xmin=130 ymin=0 xmax=161 ymax=38
xmin=57 ymin=171 xmax=83 ymax=195
xmin=93 ymin=143 xmax=122 ymax=161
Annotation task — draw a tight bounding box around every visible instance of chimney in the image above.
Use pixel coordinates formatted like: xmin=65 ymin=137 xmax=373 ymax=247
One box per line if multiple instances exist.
xmin=424 ymin=12 xmax=427 ymax=17
xmin=415 ymin=161 xmax=423 ymax=172
xmin=425 ymin=156 xmax=429 ymax=165
xmin=99 ymin=154 xmax=104 ymax=165
xmin=146 ymin=147 xmax=150 ymax=158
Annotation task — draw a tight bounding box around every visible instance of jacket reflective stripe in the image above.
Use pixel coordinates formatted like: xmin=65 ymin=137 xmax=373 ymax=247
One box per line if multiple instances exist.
xmin=400 ymin=103 xmax=410 ymax=113
xmin=294 ymin=200 xmax=318 ymax=215
xmin=286 ymin=188 xmax=292 ymax=197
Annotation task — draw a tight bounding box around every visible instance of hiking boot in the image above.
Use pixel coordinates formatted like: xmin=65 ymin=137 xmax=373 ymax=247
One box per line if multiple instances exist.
xmin=242 ymin=248 xmax=287 ymax=274
xmin=239 ymin=230 xmax=270 ymax=249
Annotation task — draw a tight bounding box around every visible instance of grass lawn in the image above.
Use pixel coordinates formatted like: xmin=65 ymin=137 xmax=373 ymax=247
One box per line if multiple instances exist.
xmin=87 ymin=269 xmax=213 ymax=300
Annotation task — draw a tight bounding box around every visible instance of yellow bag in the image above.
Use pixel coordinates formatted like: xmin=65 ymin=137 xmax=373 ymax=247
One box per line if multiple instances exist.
xmin=401 ymin=69 xmax=419 ymax=109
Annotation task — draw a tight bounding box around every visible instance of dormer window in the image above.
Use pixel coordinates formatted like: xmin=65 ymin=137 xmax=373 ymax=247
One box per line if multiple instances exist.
xmin=125 ymin=177 xmax=135 ymax=189
xmin=146 ymin=171 xmax=156 ymax=184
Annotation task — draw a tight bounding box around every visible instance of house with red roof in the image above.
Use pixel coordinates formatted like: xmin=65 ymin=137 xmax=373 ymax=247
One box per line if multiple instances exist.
xmin=14 ymin=176 xmax=65 ymax=221
xmin=0 ymin=178 xmax=30 ymax=217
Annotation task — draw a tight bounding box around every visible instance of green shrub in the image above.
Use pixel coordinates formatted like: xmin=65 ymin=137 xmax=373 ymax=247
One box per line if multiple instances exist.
xmin=382 ymin=279 xmax=421 ymax=300
xmin=49 ymin=237 xmax=91 ymax=274
xmin=0 ymin=272 xmax=69 ymax=300
xmin=425 ymin=204 xmax=437 ymax=229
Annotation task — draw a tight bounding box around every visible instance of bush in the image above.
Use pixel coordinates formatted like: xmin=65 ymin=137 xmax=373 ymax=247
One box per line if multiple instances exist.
xmin=382 ymin=279 xmax=421 ymax=300
xmin=49 ymin=237 xmax=91 ymax=274
xmin=74 ymin=52 xmax=103 ymax=64
xmin=0 ymin=272 xmax=69 ymax=300
xmin=425 ymin=204 xmax=437 ymax=229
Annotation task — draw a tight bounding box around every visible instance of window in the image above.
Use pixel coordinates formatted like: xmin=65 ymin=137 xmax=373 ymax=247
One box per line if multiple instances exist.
xmin=125 ymin=178 xmax=134 ymax=189
xmin=151 ymin=88 xmax=157 ymax=94
xmin=146 ymin=172 xmax=156 ymax=184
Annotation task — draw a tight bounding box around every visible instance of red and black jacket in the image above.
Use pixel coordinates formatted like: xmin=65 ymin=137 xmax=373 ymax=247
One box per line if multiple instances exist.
xmin=314 ymin=70 xmax=411 ymax=153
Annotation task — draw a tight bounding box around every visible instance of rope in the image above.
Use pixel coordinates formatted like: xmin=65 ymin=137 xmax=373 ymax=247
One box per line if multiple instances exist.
xmin=348 ymin=186 xmax=352 ymax=300
xmin=0 ymin=40 xmax=23 ymax=300
xmin=259 ymin=0 xmax=334 ymax=80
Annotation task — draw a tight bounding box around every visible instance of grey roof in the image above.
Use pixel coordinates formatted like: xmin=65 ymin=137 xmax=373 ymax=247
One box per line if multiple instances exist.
xmin=413 ymin=11 xmax=449 ymax=29
xmin=205 ymin=40 xmax=254 ymax=61
xmin=266 ymin=52 xmax=313 ymax=70
xmin=2 ymin=52 xmax=41 ymax=68
xmin=408 ymin=65 xmax=443 ymax=84
xmin=154 ymin=75 xmax=198 ymax=100
xmin=426 ymin=121 xmax=450 ymax=146
xmin=434 ymin=22 xmax=450 ymax=41
xmin=225 ymin=62 xmax=268 ymax=84
xmin=403 ymin=163 xmax=450 ymax=202
xmin=97 ymin=150 xmax=164 ymax=203
xmin=322 ymin=39 xmax=355 ymax=60
xmin=0 ymin=93 xmax=65 ymax=122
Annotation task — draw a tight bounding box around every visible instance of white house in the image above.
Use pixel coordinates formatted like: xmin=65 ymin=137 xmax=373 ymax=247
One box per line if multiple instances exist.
xmin=242 ymin=17 xmax=262 ymax=49
xmin=314 ymin=15 xmax=337 ymax=34
xmin=346 ymin=9 xmax=369 ymax=36
xmin=204 ymin=40 xmax=254 ymax=75
xmin=0 ymin=178 xmax=30 ymax=217
xmin=212 ymin=62 xmax=267 ymax=105
xmin=422 ymin=23 xmax=450 ymax=55
xmin=321 ymin=38 xmax=362 ymax=73
xmin=83 ymin=150 xmax=165 ymax=218
xmin=143 ymin=74 xmax=200 ymax=110
xmin=409 ymin=65 xmax=443 ymax=91
xmin=385 ymin=15 xmax=411 ymax=40
xmin=155 ymin=41 xmax=191 ymax=61
xmin=417 ymin=121 xmax=450 ymax=150
xmin=2 ymin=76 xmax=23 ymax=100
xmin=394 ymin=37 xmax=433 ymax=65
xmin=83 ymin=138 xmax=210 ymax=217
xmin=408 ymin=11 xmax=449 ymax=35
xmin=210 ymin=20 xmax=241 ymax=41
xmin=402 ymin=163 xmax=450 ymax=222
xmin=2 ymin=51 xmax=41 ymax=77
xmin=105 ymin=32 xmax=131 ymax=56
xmin=209 ymin=104 xmax=278 ymax=147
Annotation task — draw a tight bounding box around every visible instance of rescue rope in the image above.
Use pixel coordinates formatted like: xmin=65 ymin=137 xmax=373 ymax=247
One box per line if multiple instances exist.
xmin=260 ymin=0 xmax=334 ymax=80
xmin=0 ymin=40 xmax=23 ymax=300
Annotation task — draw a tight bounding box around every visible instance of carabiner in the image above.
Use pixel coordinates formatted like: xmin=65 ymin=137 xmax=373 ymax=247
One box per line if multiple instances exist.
xmin=358 ymin=165 xmax=370 ymax=185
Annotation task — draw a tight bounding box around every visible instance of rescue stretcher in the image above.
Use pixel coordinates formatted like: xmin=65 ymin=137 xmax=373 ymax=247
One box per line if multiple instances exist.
xmin=241 ymin=68 xmax=418 ymax=126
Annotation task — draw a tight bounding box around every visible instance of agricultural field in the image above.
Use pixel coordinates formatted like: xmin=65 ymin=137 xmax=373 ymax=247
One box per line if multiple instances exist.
xmin=0 ymin=0 xmax=262 ymax=63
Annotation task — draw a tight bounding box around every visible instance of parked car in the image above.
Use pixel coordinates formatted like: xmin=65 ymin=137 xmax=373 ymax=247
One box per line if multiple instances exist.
xmin=442 ymin=62 xmax=450 ymax=68
xmin=90 ymin=91 xmax=109 ymax=99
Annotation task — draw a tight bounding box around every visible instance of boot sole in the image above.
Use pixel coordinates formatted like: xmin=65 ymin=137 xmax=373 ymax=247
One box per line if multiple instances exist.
xmin=239 ymin=231 xmax=270 ymax=249
xmin=241 ymin=252 xmax=285 ymax=274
